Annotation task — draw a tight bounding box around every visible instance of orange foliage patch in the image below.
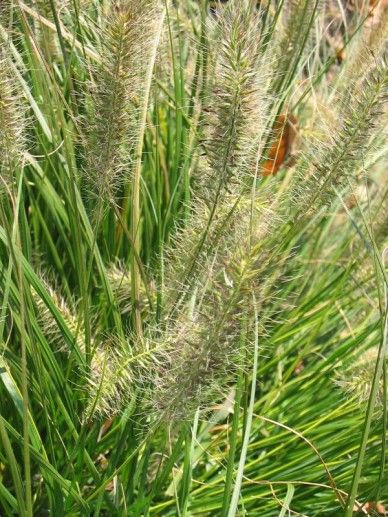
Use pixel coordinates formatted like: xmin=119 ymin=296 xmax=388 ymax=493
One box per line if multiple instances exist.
xmin=353 ymin=501 xmax=387 ymax=514
xmin=262 ymin=114 xmax=298 ymax=176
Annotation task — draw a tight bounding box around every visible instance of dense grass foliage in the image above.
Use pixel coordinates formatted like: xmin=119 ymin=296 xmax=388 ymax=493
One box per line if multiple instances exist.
xmin=0 ymin=0 xmax=387 ymax=515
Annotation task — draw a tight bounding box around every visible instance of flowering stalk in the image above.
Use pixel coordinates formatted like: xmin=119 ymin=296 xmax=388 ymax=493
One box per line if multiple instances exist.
xmin=0 ymin=46 xmax=26 ymax=196
xmin=164 ymin=2 xmax=272 ymax=313
xmin=149 ymin=195 xmax=282 ymax=420
xmin=33 ymin=278 xmax=133 ymax=418
xmin=290 ymin=53 xmax=387 ymax=221
xmin=131 ymin=3 xmax=166 ymax=337
xmin=84 ymin=0 xmax=164 ymax=213
xmin=336 ymin=347 xmax=387 ymax=415
xmin=147 ymin=23 xmax=387 ymax=422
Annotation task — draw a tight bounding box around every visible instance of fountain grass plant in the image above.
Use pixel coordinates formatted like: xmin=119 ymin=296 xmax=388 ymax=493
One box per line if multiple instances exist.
xmin=0 ymin=0 xmax=387 ymax=515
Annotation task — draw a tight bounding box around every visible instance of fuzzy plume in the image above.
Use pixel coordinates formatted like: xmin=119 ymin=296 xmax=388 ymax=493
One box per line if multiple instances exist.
xmin=290 ymin=51 xmax=387 ymax=219
xmin=83 ymin=0 xmax=164 ymax=210
xmin=162 ymin=3 xmax=272 ymax=310
xmin=106 ymin=263 xmax=153 ymax=317
xmin=136 ymin=4 xmax=282 ymax=420
xmin=147 ymin=193 xmax=283 ymax=421
xmin=32 ymin=278 xmax=134 ymax=419
xmin=32 ymin=279 xmax=85 ymax=353
xmin=0 ymin=45 xmax=27 ymax=195
xmin=198 ymin=2 xmax=271 ymax=202
xmin=330 ymin=10 xmax=388 ymax=125
xmin=336 ymin=347 xmax=387 ymax=415
xmin=272 ymin=0 xmax=322 ymax=93
xmin=85 ymin=338 xmax=134 ymax=419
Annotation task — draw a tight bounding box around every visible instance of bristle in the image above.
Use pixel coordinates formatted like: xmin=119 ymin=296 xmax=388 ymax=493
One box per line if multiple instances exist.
xmin=148 ymin=193 xmax=283 ymax=421
xmin=85 ymin=338 xmax=134 ymax=419
xmin=139 ymin=5 xmax=285 ymax=420
xmin=33 ymin=277 xmax=135 ymax=419
xmin=336 ymin=347 xmax=386 ymax=415
xmin=0 ymin=45 xmax=27 ymax=195
xmin=163 ymin=4 xmax=272 ymax=309
xmin=83 ymin=0 xmax=164 ymax=212
xmin=272 ymin=0 xmax=322 ymax=93
xmin=106 ymin=263 xmax=152 ymax=317
xmin=290 ymin=52 xmax=387 ymax=218
xmin=32 ymin=278 xmax=85 ymax=352
xmin=198 ymin=3 xmax=271 ymax=201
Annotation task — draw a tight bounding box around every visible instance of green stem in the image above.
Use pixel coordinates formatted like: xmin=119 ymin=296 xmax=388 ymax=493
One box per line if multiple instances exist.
xmin=131 ymin=10 xmax=166 ymax=338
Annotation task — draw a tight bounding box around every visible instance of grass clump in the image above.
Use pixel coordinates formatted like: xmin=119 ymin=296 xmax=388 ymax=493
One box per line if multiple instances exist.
xmin=0 ymin=0 xmax=387 ymax=516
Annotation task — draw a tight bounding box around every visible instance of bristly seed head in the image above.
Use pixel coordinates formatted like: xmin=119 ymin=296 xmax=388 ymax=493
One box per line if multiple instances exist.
xmin=83 ymin=0 xmax=164 ymax=215
xmin=197 ymin=2 xmax=272 ymax=202
xmin=0 ymin=46 xmax=27 ymax=195
xmin=289 ymin=50 xmax=387 ymax=219
xmin=336 ymin=347 xmax=387 ymax=416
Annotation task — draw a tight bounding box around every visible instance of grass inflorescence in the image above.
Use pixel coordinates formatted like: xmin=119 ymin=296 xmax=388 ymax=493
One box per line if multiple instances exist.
xmin=0 ymin=0 xmax=387 ymax=515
